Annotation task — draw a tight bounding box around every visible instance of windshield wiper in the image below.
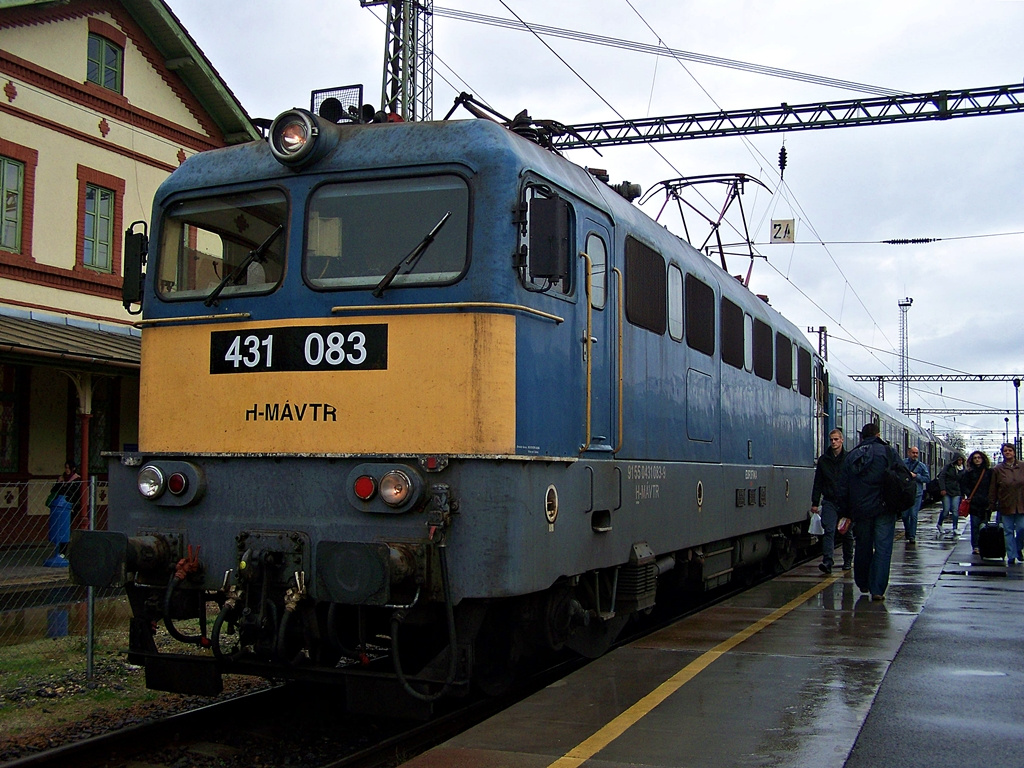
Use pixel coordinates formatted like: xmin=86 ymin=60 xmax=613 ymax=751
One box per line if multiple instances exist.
xmin=204 ymin=224 xmax=284 ymax=307
xmin=372 ymin=211 xmax=452 ymax=299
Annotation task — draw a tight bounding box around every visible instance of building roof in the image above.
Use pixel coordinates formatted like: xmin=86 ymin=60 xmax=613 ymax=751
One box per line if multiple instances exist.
xmin=0 ymin=0 xmax=259 ymax=144
xmin=0 ymin=314 xmax=140 ymax=371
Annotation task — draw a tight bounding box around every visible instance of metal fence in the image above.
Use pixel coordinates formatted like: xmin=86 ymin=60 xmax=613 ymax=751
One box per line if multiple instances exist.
xmin=0 ymin=478 xmax=122 ymax=653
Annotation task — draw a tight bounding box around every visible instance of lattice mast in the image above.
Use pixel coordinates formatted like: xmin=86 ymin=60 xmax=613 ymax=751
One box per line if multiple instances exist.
xmin=898 ymin=298 xmax=913 ymax=412
xmin=361 ymin=0 xmax=434 ymax=121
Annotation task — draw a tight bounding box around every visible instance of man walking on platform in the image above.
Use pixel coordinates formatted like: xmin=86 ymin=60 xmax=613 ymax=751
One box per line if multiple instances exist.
xmin=839 ymin=423 xmax=900 ymax=601
xmin=902 ymin=446 xmax=929 ymax=546
xmin=811 ymin=428 xmax=852 ymax=573
xmin=990 ymin=442 xmax=1024 ymax=564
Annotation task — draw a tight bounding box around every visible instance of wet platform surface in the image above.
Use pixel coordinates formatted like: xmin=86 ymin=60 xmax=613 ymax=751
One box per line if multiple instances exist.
xmin=402 ymin=508 xmax=1024 ymax=768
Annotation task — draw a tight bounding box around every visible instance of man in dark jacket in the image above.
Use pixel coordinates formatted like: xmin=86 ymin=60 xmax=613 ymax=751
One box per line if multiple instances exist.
xmin=838 ymin=422 xmax=900 ymax=600
xmin=811 ymin=428 xmax=852 ymax=573
xmin=901 ymin=446 xmax=929 ymax=546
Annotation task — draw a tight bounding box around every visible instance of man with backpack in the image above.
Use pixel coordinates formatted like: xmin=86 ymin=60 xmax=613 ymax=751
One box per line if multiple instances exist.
xmin=838 ymin=422 xmax=901 ymax=601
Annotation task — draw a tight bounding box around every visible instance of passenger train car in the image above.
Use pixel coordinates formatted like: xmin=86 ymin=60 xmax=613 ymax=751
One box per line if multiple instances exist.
xmin=70 ymin=100 xmax=946 ymax=708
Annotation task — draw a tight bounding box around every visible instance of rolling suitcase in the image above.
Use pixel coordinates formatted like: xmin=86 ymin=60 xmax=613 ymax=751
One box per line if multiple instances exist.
xmin=979 ymin=522 xmax=1005 ymax=560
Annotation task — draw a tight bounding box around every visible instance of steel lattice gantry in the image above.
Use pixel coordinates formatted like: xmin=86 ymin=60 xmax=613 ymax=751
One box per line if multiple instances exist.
xmin=362 ymin=0 xmax=434 ymax=121
xmin=551 ymin=83 xmax=1024 ymax=149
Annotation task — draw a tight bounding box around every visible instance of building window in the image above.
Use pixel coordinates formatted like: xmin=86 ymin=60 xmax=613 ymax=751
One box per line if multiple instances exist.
xmin=76 ymin=166 xmax=124 ymax=280
xmin=83 ymin=184 xmax=114 ymax=272
xmin=1 ymin=156 xmax=23 ymax=253
xmin=87 ymin=33 xmax=123 ymax=93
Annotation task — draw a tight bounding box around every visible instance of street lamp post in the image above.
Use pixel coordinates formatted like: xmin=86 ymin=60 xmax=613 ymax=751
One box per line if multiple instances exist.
xmin=1005 ymin=417 xmax=1010 ymax=446
xmin=1015 ymin=378 xmax=1021 ymax=458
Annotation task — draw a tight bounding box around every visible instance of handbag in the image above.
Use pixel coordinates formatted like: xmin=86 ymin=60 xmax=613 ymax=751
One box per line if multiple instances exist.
xmin=837 ymin=517 xmax=852 ymax=535
xmin=959 ymin=469 xmax=986 ymax=518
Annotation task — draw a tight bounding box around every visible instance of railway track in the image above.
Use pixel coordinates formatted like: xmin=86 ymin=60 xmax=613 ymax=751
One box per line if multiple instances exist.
xmin=3 ymin=555 xmax=813 ymax=768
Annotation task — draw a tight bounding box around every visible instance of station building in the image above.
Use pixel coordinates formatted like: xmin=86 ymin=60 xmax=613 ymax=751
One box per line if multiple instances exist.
xmin=0 ymin=0 xmax=257 ymax=542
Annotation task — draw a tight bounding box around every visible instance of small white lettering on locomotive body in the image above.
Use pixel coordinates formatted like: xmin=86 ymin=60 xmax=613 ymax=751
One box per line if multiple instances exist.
xmin=745 ymin=469 xmax=758 ymax=480
xmin=628 ymin=464 xmax=666 ymax=505
xmin=245 ymin=402 xmax=338 ymax=422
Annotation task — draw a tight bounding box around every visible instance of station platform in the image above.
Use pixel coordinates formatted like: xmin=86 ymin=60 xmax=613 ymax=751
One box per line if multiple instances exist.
xmin=401 ymin=508 xmax=1024 ymax=768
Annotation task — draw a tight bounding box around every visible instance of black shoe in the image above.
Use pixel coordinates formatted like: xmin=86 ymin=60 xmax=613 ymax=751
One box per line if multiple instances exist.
xmin=906 ymin=539 xmax=916 ymax=547
xmin=841 ymin=562 xmax=852 ymax=570
xmin=818 ymin=563 xmax=832 ymax=574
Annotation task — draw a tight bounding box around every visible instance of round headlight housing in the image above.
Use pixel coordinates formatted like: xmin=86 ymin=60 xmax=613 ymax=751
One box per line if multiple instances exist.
xmin=269 ymin=109 xmax=319 ymax=166
xmin=379 ymin=470 xmax=412 ymax=507
xmin=138 ymin=465 xmax=166 ymax=499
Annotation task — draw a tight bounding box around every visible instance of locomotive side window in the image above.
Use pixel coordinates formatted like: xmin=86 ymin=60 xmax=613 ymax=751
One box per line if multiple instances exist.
xmin=685 ymin=275 xmax=715 ymax=356
xmin=720 ymin=297 xmax=744 ymax=369
xmin=743 ymin=313 xmax=753 ymax=372
xmin=624 ymin=236 xmax=666 ymax=334
xmin=667 ymin=264 xmax=683 ymax=341
xmin=306 ymin=175 xmax=468 ymax=290
xmin=157 ymin=190 xmax=287 ymax=300
xmin=775 ymin=332 xmax=793 ymax=388
xmin=752 ymin=318 xmax=773 ymax=380
xmin=585 ymin=232 xmax=607 ymax=309
xmin=797 ymin=347 xmax=812 ymax=396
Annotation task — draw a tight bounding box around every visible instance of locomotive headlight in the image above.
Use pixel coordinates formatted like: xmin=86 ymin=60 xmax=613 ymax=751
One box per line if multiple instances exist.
xmin=137 ymin=465 xmax=166 ymax=499
xmin=269 ymin=109 xmax=319 ymax=166
xmin=379 ymin=470 xmax=412 ymax=507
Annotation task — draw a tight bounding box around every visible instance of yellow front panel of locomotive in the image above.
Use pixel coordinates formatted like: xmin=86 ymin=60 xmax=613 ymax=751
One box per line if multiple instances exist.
xmin=138 ymin=313 xmax=516 ymax=454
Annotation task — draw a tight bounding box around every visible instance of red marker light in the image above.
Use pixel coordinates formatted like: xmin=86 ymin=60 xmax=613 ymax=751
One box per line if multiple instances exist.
xmin=354 ymin=475 xmax=377 ymax=501
xmin=167 ymin=472 xmax=188 ymax=495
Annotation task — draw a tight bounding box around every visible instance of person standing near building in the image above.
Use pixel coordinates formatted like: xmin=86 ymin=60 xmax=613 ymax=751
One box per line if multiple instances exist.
xmin=838 ymin=423 xmax=899 ymax=601
xmin=989 ymin=443 xmax=1024 ymax=564
xmin=960 ymin=450 xmax=992 ymax=555
xmin=901 ymin=446 xmax=929 ymax=546
xmin=811 ymin=428 xmax=853 ymax=573
xmin=936 ymin=454 xmax=965 ymax=535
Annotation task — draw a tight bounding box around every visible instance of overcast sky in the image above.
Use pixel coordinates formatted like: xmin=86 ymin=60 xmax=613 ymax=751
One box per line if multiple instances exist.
xmin=168 ymin=0 xmax=1024 ymax=454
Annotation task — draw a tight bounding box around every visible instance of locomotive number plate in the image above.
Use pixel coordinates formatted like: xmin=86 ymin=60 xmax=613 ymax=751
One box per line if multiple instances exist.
xmin=209 ymin=324 xmax=387 ymax=374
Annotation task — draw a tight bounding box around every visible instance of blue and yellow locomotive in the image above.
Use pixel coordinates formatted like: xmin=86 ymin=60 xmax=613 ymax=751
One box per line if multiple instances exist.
xmin=70 ymin=101 xmax=939 ymax=706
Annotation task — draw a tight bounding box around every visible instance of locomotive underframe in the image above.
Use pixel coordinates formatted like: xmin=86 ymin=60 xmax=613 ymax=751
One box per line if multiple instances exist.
xmin=71 ymin=453 xmax=813 ymax=706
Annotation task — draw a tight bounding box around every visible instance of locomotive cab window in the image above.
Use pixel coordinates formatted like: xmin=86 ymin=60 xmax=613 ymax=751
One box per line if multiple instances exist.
xmin=157 ymin=190 xmax=287 ymax=300
xmin=306 ymin=175 xmax=468 ymax=290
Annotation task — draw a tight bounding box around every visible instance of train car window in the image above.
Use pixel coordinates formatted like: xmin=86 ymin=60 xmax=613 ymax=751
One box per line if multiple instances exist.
xmin=743 ymin=313 xmax=753 ymax=371
xmin=685 ymin=275 xmax=715 ymax=355
xmin=624 ymin=236 xmax=666 ymax=334
xmin=797 ymin=347 xmax=812 ymax=396
xmin=157 ymin=190 xmax=287 ymax=300
xmin=752 ymin=318 xmax=773 ymax=380
xmin=306 ymin=175 xmax=468 ymax=291
xmin=836 ymin=398 xmax=844 ymax=432
xmin=668 ymin=264 xmax=683 ymax=341
xmin=775 ymin=332 xmax=793 ymax=388
xmin=720 ymin=298 xmax=744 ymax=369
xmin=585 ymin=233 xmax=607 ymax=309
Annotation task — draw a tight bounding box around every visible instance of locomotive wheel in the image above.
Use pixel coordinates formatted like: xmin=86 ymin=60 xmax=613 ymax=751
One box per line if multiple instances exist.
xmin=565 ymin=614 xmax=628 ymax=659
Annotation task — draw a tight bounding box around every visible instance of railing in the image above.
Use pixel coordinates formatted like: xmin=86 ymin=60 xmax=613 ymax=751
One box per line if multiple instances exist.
xmin=0 ymin=479 xmax=119 ymax=657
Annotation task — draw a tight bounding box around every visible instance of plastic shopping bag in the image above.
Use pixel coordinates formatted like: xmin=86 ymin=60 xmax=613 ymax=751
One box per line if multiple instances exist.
xmin=809 ymin=511 xmax=825 ymax=536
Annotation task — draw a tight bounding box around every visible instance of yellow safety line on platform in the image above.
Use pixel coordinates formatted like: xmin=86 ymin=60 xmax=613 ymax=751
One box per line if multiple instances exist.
xmin=546 ymin=573 xmax=840 ymax=768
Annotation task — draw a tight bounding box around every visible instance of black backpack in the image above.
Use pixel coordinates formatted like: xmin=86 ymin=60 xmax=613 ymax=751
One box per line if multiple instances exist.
xmin=883 ymin=455 xmax=918 ymax=513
